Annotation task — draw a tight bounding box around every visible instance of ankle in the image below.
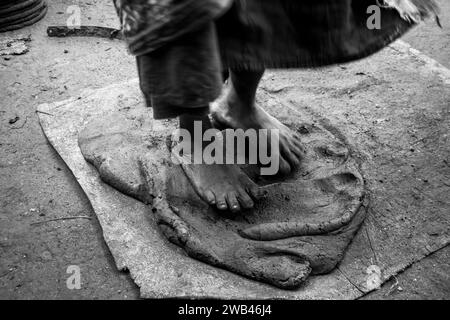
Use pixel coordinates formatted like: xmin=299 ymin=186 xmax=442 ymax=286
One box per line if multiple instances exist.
xmin=178 ymin=112 xmax=214 ymax=156
xmin=218 ymin=88 xmax=256 ymax=118
xmin=179 ymin=112 xmax=212 ymax=132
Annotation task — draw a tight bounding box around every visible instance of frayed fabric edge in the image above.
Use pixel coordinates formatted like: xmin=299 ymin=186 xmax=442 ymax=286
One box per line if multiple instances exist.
xmin=379 ymin=0 xmax=440 ymax=24
xmin=220 ymin=23 xmax=412 ymax=71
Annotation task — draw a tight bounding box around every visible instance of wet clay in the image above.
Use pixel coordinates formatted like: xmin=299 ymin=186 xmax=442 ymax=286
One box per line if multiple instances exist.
xmin=78 ymin=91 xmax=367 ymax=289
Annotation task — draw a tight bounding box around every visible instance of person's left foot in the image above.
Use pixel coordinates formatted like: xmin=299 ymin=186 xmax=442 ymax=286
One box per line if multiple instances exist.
xmin=210 ymin=84 xmax=305 ymax=176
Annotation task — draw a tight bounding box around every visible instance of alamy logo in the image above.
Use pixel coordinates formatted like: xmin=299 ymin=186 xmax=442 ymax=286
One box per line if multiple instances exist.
xmin=367 ymin=5 xmax=382 ymax=30
xmin=171 ymin=122 xmax=280 ymax=176
xmin=66 ymin=265 xmax=81 ymax=290
xmin=66 ymin=5 xmax=81 ymax=29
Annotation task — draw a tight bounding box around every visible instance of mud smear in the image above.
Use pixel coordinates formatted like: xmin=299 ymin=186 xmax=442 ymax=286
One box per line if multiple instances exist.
xmin=78 ymin=90 xmax=367 ymax=289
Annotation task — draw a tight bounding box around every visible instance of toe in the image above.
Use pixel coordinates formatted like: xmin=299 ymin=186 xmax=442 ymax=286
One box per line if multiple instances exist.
xmin=204 ymin=190 xmax=216 ymax=205
xmin=237 ymin=172 xmax=266 ymax=200
xmin=226 ymin=192 xmax=241 ymax=213
xmin=293 ymin=132 xmax=302 ymax=142
xmin=247 ymin=184 xmax=267 ymax=200
xmin=287 ymin=138 xmax=304 ymax=159
xmin=216 ymin=195 xmax=228 ymax=211
xmin=293 ymin=139 xmax=306 ymax=154
xmin=281 ymin=144 xmax=300 ymax=168
xmin=291 ymin=144 xmax=304 ymax=159
xmin=278 ymin=157 xmax=291 ymax=175
xmin=237 ymin=188 xmax=254 ymax=209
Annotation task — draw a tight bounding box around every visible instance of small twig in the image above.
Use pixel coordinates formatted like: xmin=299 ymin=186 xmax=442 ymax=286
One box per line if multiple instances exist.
xmin=30 ymin=216 xmax=92 ymax=226
xmin=35 ymin=110 xmax=54 ymax=116
xmin=436 ymin=15 xmax=442 ymax=28
xmin=365 ymin=224 xmax=378 ymax=264
xmin=385 ymin=275 xmax=400 ymax=296
xmin=47 ymin=26 xmax=124 ymax=40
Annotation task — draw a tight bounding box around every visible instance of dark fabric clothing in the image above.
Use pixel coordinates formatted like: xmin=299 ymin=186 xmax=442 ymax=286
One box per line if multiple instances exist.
xmin=113 ymin=0 xmax=232 ymax=56
xmin=216 ymin=0 xmax=437 ymax=69
xmin=136 ymin=22 xmax=222 ymax=119
xmin=116 ymin=0 xmax=438 ymax=119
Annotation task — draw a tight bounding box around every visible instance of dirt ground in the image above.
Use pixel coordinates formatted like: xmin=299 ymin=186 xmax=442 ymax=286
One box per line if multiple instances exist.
xmin=0 ymin=0 xmax=449 ymax=300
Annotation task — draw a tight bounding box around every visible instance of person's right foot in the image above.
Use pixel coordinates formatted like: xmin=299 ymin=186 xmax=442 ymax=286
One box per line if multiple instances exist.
xmin=176 ymin=114 xmax=265 ymax=213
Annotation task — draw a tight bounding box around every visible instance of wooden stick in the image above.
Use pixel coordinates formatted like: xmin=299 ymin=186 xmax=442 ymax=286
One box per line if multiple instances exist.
xmin=30 ymin=216 xmax=92 ymax=226
xmin=47 ymin=26 xmax=124 ymax=40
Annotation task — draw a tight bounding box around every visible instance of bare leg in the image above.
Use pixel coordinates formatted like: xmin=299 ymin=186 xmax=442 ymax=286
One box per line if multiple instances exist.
xmin=177 ymin=112 xmax=265 ymax=212
xmin=211 ymin=69 xmax=305 ymax=176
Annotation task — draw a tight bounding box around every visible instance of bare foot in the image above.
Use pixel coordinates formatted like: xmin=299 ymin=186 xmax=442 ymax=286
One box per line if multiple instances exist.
xmin=210 ymin=85 xmax=305 ymax=176
xmin=176 ymin=113 xmax=265 ymax=212
xmin=181 ymin=161 xmax=265 ymax=212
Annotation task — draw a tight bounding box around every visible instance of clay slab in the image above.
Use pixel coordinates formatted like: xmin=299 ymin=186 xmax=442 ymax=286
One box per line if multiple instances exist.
xmin=37 ymin=41 xmax=450 ymax=299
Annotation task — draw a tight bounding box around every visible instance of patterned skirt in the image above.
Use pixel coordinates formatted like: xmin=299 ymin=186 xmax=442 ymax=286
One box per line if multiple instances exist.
xmin=113 ymin=0 xmax=438 ymax=118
